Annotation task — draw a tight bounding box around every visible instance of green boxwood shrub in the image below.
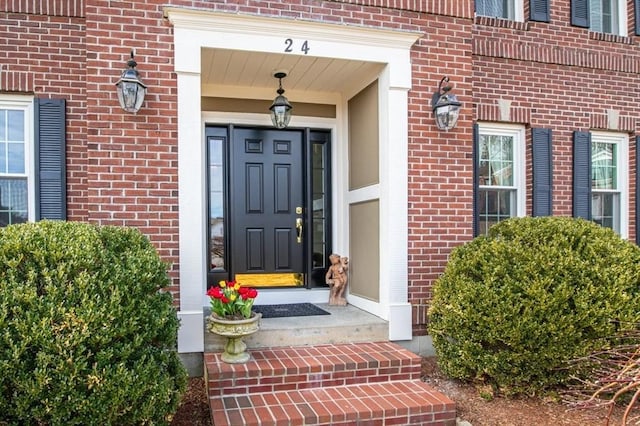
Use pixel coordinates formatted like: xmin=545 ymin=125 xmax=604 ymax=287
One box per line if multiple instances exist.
xmin=0 ymin=221 xmax=187 ymax=425
xmin=428 ymin=216 xmax=640 ymax=395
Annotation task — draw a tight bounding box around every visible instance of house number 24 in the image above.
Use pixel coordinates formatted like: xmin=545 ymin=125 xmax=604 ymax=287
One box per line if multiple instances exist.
xmin=284 ymin=38 xmax=310 ymax=55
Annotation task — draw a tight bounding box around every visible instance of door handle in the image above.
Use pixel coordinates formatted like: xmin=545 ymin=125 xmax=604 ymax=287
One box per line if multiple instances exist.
xmin=296 ymin=218 xmax=303 ymax=243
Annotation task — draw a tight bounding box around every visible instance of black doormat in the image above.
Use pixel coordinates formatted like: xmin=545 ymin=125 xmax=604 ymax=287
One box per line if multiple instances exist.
xmin=252 ymin=303 xmax=330 ymax=319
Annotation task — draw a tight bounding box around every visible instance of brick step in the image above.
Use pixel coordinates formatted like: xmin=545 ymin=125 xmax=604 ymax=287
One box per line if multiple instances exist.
xmin=209 ymin=380 xmax=456 ymax=426
xmin=205 ymin=342 xmax=422 ymax=397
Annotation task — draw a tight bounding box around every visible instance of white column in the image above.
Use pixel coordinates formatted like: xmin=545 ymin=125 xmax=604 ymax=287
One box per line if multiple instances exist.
xmin=379 ymin=65 xmax=412 ymax=341
xmin=176 ymin=33 xmax=206 ymax=353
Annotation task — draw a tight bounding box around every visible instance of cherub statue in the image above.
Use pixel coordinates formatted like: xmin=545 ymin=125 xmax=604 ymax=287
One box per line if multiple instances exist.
xmin=325 ymin=253 xmax=349 ymax=306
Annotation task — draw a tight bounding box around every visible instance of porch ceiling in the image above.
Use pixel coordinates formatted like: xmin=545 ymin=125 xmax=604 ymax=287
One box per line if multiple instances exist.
xmin=201 ymin=48 xmax=384 ymax=95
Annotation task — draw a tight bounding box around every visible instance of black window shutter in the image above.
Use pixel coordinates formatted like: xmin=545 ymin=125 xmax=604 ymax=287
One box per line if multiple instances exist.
xmin=34 ymin=98 xmax=66 ymax=221
xmin=473 ymin=123 xmax=479 ymax=237
xmin=530 ymin=0 xmax=550 ymax=22
xmin=635 ymin=0 xmax=640 ymax=35
xmin=636 ymin=136 xmax=640 ymax=245
xmin=572 ymin=131 xmax=591 ymax=219
xmin=571 ymin=0 xmax=590 ymax=28
xmin=532 ymin=128 xmax=553 ymax=216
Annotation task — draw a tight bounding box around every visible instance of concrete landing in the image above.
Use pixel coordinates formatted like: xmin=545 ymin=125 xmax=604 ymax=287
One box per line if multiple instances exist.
xmin=204 ymin=303 xmax=388 ymax=352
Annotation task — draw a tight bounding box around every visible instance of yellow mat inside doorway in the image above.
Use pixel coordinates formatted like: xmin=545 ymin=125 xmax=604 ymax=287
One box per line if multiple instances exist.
xmin=234 ymin=273 xmax=303 ymax=287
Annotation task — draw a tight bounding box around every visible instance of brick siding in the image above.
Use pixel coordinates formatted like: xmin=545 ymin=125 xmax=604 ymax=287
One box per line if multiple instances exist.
xmin=3 ymin=0 xmax=639 ymax=332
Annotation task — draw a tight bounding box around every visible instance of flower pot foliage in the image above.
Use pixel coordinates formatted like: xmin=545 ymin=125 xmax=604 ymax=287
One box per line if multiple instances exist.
xmin=0 ymin=220 xmax=187 ymax=425
xmin=207 ymin=280 xmax=258 ymax=320
xmin=428 ymin=217 xmax=640 ymax=396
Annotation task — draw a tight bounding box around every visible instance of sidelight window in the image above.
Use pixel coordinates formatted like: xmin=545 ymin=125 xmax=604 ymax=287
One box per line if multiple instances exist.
xmin=208 ymin=134 xmax=226 ymax=272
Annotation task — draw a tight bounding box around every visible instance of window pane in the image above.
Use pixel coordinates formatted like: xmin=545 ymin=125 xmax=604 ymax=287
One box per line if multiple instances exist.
xmin=478 ymin=188 xmax=516 ymax=234
xmin=592 ymin=192 xmax=619 ymax=232
xmin=7 ymin=110 xmax=24 ymax=141
xmin=210 ymin=216 xmax=225 ymax=270
xmin=0 ymin=178 xmax=28 ymax=226
xmin=209 ymin=192 xmax=223 ymax=220
xmin=0 ymin=110 xmax=5 ymax=139
xmin=592 ymin=142 xmax=616 ymax=190
xmin=209 ymin=138 xmax=222 ymax=164
xmin=313 ymin=169 xmax=324 ymax=192
xmin=479 ymin=134 xmax=514 ymax=186
xmin=0 ymin=144 xmax=5 ymax=174
xmin=313 ymin=219 xmax=326 ymax=251
xmin=312 ymin=243 xmax=325 ymax=267
xmin=312 ymin=144 xmax=324 ymax=168
xmin=476 ymin=0 xmax=514 ymax=19
xmin=209 ymin=165 xmax=222 ymax=190
xmin=313 ymin=195 xmax=324 ymax=218
xmin=8 ymin=143 xmax=25 ymax=174
xmin=1 ymin=109 xmax=26 ymax=175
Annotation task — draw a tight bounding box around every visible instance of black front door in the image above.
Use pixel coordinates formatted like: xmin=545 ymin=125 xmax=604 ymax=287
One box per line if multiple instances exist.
xmin=206 ymin=125 xmax=331 ymax=289
xmin=230 ymin=127 xmax=305 ymax=285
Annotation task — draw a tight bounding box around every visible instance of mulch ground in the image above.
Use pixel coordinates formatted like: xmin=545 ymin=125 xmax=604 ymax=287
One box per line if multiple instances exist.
xmin=170 ymin=377 xmax=212 ymax=426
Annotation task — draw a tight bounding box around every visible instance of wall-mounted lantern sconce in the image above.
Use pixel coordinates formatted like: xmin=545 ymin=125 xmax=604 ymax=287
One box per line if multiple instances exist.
xmin=115 ymin=51 xmax=147 ymax=114
xmin=269 ymin=71 xmax=293 ymax=129
xmin=431 ymin=76 xmax=462 ymax=131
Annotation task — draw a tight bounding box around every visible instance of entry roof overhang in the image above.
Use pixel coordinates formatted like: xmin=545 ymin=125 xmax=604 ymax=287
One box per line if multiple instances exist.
xmin=164 ymin=6 xmax=422 ymax=99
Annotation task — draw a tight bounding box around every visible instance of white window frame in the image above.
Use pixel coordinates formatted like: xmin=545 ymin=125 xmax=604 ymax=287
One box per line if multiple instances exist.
xmin=477 ymin=123 xmax=526 ymax=234
xmin=590 ymin=131 xmax=628 ymax=238
xmin=475 ymin=0 xmax=524 ymax=22
xmin=0 ymin=95 xmax=35 ymax=224
xmin=590 ymin=0 xmax=627 ymax=36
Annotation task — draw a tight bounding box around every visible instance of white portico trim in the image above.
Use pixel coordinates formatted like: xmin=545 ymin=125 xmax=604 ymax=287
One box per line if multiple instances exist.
xmin=164 ymin=7 xmax=421 ymax=353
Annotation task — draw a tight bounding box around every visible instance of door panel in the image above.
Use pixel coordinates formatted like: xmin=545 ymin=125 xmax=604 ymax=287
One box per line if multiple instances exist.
xmin=246 ymin=229 xmax=264 ymax=270
xmin=231 ymin=128 xmax=304 ymax=284
xmin=206 ymin=126 xmax=331 ymax=290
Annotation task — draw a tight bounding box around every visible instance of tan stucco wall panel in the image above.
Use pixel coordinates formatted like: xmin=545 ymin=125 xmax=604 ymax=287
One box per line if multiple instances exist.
xmin=349 ymin=200 xmax=380 ymax=302
xmin=348 ymin=81 xmax=379 ymax=190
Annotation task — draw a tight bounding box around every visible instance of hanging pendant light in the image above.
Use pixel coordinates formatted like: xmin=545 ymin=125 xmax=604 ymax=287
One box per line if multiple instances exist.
xmin=269 ymin=71 xmax=293 ymax=129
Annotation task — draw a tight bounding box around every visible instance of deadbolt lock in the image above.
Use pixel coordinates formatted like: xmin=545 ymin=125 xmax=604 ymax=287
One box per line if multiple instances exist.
xmin=296 ymin=206 xmax=303 ymax=214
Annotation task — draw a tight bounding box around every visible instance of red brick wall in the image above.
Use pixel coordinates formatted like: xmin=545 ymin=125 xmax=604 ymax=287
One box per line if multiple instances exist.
xmin=0 ymin=11 xmax=88 ymax=222
xmin=11 ymin=1 xmax=634 ymax=338
xmin=1 ymin=0 xmax=474 ymax=325
xmin=407 ymin=12 xmax=474 ymax=335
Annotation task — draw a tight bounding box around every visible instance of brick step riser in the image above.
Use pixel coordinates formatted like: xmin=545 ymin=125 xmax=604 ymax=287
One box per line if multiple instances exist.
xmin=209 ymin=380 xmax=456 ymax=426
xmin=204 ymin=342 xmax=421 ymax=381
xmin=206 ymin=365 xmax=422 ymax=396
xmin=206 ymin=342 xmax=457 ymax=426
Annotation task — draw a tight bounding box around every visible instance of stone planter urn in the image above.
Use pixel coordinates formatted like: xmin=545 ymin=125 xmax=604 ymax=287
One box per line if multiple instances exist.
xmin=206 ymin=312 xmax=262 ymax=363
